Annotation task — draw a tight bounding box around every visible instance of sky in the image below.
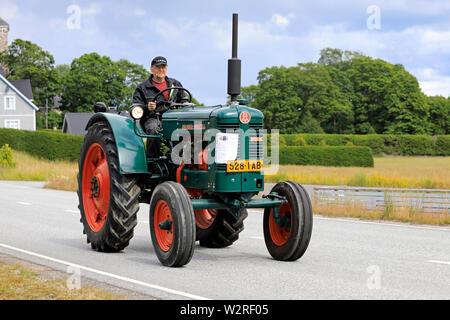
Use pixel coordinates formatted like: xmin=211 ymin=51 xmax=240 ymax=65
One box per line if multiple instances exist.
xmin=1 ymin=0 xmax=450 ymax=105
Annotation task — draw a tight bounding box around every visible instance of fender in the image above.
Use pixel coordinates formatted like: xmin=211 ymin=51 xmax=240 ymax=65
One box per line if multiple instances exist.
xmin=85 ymin=113 xmax=149 ymax=174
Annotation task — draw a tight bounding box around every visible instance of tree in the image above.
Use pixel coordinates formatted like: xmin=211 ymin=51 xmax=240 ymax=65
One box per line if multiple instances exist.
xmin=427 ymin=96 xmax=450 ymax=135
xmin=61 ymin=53 xmax=124 ymax=112
xmin=296 ymin=63 xmax=354 ymax=133
xmin=318 ymin=48 xmax=364 ymax=68
xmin=116 ymin=59 xmax=150 ymax=109
xmin=251 ymin=66 xmax=304 ymax=133
xmin=0 ymin=39 xmax=60 ymax=107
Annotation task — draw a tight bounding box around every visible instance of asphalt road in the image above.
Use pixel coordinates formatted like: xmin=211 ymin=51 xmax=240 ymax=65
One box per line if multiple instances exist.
xmin=0 ymin=180 xmax=449 ymax=300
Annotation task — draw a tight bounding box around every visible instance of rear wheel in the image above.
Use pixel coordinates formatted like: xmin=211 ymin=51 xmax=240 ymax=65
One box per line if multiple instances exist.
xmin=149 ymin=181 xmax=196 ymax=267
xmin=77 ymin=121 xmax=141 ymax=252
xmin=263 ymin=181 xmax=313 ymax=261
xmin=197 ymin=208 xmax=248 ymax=248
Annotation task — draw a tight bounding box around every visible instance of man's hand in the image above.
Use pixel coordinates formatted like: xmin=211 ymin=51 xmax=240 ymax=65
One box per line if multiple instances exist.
xmin=148 ymin=101 xmax=156 ymax=111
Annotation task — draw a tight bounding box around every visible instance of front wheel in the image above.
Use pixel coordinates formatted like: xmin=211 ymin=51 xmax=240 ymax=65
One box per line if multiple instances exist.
xmin=263 ymin=181 xmax=313 ymax=261
xmin=149 ymin=181 xmax=196 ymax=267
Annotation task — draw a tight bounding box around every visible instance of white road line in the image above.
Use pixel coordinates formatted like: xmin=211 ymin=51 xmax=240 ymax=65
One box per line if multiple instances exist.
xmin=0 ymin=243 xmax=210 ymax=300
xmin=17 ymin=202 xmax=32 ymax=206
xmin=427 ymin=260 xmax=450 ymax=266
xmin=65 ymin=210 xmax=79 ymax=214
xmin=247 ymin=210 xmax=450 ymax=232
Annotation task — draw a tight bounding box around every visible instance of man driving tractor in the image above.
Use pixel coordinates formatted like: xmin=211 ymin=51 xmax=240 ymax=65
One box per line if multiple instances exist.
xmin=132 ymin=56 xmax=188 ymax=157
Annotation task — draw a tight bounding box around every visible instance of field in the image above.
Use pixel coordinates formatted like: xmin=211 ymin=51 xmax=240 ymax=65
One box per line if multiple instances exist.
xmin=266 ymin=156 xmax=450 ymax=189
xmin=0 ymin=150 xmax=78 ymax=191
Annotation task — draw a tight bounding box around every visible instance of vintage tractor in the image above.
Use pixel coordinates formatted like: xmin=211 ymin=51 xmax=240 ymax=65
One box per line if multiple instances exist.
xmin=77 ymin=14 xmax=312 ymax=267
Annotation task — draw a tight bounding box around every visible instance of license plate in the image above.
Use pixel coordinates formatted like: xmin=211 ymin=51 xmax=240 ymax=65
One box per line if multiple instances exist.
xmin=227 ymin=160 xmax=263 ymax=172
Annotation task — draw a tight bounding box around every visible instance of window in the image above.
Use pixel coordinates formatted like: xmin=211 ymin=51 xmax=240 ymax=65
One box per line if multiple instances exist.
xmin=5 ymin=120 xmax=20 ymax=129
xmin=4 ymin=96 xmax=16 ymax=110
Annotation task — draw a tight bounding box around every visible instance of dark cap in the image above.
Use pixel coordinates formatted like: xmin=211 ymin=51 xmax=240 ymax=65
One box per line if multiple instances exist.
xmin=151 ymin=56 xmax=168 ymax=66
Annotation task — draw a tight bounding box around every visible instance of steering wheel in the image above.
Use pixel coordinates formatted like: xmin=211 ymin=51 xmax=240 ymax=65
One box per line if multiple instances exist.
xmin=149 ymin=86 xmax=193 ymax=110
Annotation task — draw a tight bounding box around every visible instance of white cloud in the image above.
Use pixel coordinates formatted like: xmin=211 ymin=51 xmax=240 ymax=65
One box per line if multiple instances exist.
xmin=0 ymin=0 xmax=19 ymax=20
xmin=414 ymin=68 xmax=450 ymax=97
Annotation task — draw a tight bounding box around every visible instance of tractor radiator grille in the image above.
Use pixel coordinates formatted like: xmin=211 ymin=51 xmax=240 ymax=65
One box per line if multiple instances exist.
xmin=216 ymin=122 xmax=264 ymax=170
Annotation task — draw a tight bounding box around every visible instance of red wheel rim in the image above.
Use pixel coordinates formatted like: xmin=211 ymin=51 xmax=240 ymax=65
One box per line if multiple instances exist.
xmin=82 ymin=143 xmax=110 ymax=232
xmin=269 ymin=202 xmax=292 ymax=246
xmin=195 ymin=209 xmax=218 ymax=229
xmin=154 ymin=200 xmax=173 ymax=252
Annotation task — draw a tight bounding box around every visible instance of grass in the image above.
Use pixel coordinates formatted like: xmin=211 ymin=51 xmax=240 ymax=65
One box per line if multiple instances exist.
xmin=0 ymin=261 xmax=124 ymax=300
xmin=0 ymin=149 xmax=78 ymax=191
xmin=312 ymin=196 xmax=450 ymax=225
xmin=265 ymin=156 xmax=450 ymax=189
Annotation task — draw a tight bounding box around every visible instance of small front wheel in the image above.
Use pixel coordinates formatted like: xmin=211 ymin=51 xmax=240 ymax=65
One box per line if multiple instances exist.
xmin=149 ymin=181 xmax=196 ymax=267
xmin=263 ymin=181 xmax=313 ymax=261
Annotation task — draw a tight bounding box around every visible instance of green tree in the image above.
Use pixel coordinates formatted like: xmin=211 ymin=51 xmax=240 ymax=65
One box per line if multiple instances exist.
xmin=251 ymin=66 xmax=304 ymax=133
xmin=0 ymin=39 xmax=60 ymax=107
xmin=116 ymin=59 xmax=150 ymax=109
xmin=318 ymin=47 xmax=364 ymax=68
xmin=427 ymin=96 xmax=450 ymax=135
xmin=61 ymin=53 xmax=124 ymax=112
xmin=296 ymin=63 xmax=354 ymax=133
xmin=36 ymin=110 xmax=64 ymax=130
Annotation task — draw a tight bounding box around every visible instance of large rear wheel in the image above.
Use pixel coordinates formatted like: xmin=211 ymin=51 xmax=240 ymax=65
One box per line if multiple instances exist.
xmin=263 ymin=181 xmax=313 ymax=261
xmin=77 ymin=120 xmax=141 ymax=252
xmin=149 ymin=181 xmax=196 ymax=267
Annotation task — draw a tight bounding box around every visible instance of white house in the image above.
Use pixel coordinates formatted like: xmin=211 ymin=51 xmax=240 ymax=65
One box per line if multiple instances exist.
xmin=0 ymin=74 xmax=39 ymax=130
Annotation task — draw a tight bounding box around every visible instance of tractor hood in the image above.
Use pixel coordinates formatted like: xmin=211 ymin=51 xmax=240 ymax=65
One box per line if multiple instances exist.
xmin=162 ymin=104 xmax=264 ymax=124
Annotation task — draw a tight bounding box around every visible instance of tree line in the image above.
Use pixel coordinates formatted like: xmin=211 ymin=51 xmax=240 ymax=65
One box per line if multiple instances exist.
xmin=0 ymin=39 xmax=150 ymax=129
xmin=1 ymin=41 xmax=448 ymax=134
xmin=241 ymin=48 xmax=449 ymax=135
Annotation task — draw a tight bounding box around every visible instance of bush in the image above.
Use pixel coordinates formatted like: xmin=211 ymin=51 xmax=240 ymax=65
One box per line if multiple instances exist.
xmin=268 ymin=146 xmax=374 ymax=167
xmin=0 ymin=144 xmax=16 ymax=168
xmin=396 ymin=135 xmax=435 ymax=155
xmin=0 ymin=129 xmax=84 ymax=162
xmin=435 ymin=136 xmax=450 ymax=155
xmin=267 ymin=133 xmax=450 ymax=156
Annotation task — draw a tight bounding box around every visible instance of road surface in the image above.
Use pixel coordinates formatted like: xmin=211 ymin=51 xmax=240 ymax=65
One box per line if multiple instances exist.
xmin=0 ymin=180 xmax=448 ymax=299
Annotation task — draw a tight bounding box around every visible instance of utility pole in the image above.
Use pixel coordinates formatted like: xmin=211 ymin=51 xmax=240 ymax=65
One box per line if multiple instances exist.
xmin=45 ymin=96 xmax=48 ymax=130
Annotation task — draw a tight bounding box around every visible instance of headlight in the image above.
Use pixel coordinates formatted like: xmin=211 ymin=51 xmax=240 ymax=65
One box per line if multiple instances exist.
xmin=130 ymin=105 xmax=144 ymax=120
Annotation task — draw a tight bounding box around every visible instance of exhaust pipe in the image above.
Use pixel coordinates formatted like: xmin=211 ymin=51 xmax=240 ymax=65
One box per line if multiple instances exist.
xmin=228 ymin=13 xmax=241 ymax=103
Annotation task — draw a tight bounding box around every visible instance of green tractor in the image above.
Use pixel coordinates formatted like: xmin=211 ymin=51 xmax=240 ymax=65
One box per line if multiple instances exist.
xmin=77 ymin=14 xmax=312 ymax=267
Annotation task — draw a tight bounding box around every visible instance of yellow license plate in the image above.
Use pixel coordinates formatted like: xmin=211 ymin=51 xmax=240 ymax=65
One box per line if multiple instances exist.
xmin=227 ymin=160 xmax=263 ymax=172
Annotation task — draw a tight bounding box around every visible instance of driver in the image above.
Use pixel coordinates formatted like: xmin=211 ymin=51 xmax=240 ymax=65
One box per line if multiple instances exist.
xmin=132 ymin=56 xmax=188 ymax=158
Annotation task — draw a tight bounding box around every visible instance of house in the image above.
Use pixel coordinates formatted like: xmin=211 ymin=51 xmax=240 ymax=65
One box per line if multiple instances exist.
xmin=0 ymin=74 xmax=39 ymax=130
xmin=62 ymin=113 xmax=94 ymax=135
xmin=0 ymin=17 xmax=39 ymax=130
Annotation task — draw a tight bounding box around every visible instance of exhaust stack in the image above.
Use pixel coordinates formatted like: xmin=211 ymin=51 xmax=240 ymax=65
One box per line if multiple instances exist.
xmin=227 ymin=13 xmax=241 ymax=103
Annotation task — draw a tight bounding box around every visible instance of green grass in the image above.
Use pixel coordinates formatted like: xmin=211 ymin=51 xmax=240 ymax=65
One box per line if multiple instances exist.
xmin=0 ymin=261 xmax=124 ymax=300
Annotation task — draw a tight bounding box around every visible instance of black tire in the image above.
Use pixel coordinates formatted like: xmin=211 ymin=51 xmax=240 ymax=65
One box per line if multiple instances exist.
xmin=149 ymin=181 xmax=196 ymax=267
xmin=263 ymin=181 xmax=313 ymax=261
xmin=197 ymin=208 xmax=248 ymax=248
xmin=77 ymin=120 xmax=141 ymax=252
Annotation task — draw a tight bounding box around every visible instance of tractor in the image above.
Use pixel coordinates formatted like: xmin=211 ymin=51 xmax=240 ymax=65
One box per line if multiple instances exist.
xmin=77 ymin=14 xmax=313 ymax=267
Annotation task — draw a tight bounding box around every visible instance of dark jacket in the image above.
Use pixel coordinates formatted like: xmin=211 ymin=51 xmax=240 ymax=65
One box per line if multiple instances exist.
xmin=132 ymin=75 xmax=188 ymax=124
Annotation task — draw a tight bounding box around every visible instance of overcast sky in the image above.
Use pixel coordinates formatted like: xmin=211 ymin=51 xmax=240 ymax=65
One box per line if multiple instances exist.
xmin=1 ymin=0 xmax=450 ymax=105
